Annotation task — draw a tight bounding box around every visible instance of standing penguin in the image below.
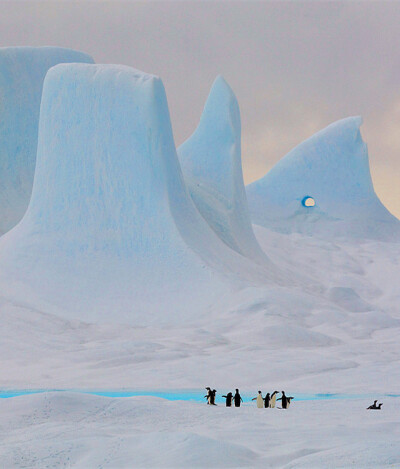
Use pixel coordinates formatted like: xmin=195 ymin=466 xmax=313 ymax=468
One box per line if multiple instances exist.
xmin=252 ymin=391 xmax=264 ymax=408
xmin=204 ymin=387 xmax=211 ymax=405
xmin=269 ymin=391 xmax=279 ymax=408
xmin=277 ymin=391 xmax=294 ymax=409
xmin=234 ymin=389 xmax=243 ymax=407
xmin=222 ymin=392 xmax=233 ymax=407
xmin=264 ymin=393 xmax=271 ymax=408
xmin=209 ymin=389 xmax=217 ymax=405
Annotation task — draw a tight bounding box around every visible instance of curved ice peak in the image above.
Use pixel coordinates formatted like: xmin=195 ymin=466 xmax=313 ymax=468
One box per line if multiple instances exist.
xmin=0 ymin=46 xmax=94 ymax=235
xmin=178 ymin=75 xmax=266 ymax=261
xmin=246 ymin=117 xmax=400 ymax=239
xmin=0 ymin=64 xmax=275 ymax=324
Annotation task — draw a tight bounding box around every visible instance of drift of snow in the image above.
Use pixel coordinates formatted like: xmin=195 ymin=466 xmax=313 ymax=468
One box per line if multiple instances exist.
xmin=246 ymin=117 xmax=400 ymax=240
xmin=0 ymin=46 xmax=94 ymax=235
xmin=178 ymin=76 xmax=266 ymax=262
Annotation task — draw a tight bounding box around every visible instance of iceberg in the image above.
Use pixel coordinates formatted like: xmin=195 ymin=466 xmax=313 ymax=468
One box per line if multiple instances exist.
xmin=0 ymin=47 xmax=94 ymax=235
xmin=246 ymin=117 xmax=400 ymax=239
xmin=178 ymin=76 xmax=266 ymax=262
xmin=0 ymin=64 xmax=278 ymax=324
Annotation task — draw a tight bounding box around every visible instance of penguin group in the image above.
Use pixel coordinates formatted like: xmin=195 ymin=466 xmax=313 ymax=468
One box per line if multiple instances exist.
xmin=205 ymin=388 xmax=293 ymax=409
xmin=205 ymin=388 xmax=243 ymax=407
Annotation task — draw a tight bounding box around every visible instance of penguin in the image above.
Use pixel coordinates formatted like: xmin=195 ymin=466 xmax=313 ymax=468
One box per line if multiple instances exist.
xmin=367 ymin=401 xmax=383 ymax=410
xmin=277 ymin=391 xmax=294 ymax=409
xmin=252 ymin=390 xmax=264 ymax=408
xmin=264 ymin=392 xmax=271 ymax=408
xmin=204 ymin=387 xmax=211 ymax=405
xmin=234 ymin=389 xmax=243 ymax=407
xmin=209 ymin=389 xmax=217 ymax=405
xmin=269 ymin=391 xmax=279 ymax=408
xmin=222 ymin=392 xmax=233 ymax=407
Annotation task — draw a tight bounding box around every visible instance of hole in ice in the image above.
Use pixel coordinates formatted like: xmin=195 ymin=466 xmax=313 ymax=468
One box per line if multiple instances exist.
xmin=302 ymin=196 xmax=315 ymax=207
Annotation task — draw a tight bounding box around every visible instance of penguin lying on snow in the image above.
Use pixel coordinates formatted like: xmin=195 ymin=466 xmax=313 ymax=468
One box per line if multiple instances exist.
xmin=367 ymin=400 xmax=383 ymax=410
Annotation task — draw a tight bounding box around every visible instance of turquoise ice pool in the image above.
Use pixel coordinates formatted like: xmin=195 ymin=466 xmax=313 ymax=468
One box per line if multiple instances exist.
xmin=0 ymin=390 xmax=398 ymax=403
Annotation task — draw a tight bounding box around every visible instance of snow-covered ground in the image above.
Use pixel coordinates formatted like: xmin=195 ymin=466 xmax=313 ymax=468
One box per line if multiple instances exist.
xmin=1 ymin=200 xmax=399 ymax=468
xmin=0 ymin=59 xmax=399 ymax=467
xmin=0 ymin=392 xmax=398 ymax=468
xmin=1 ymin=227 xmax=399 ymax=394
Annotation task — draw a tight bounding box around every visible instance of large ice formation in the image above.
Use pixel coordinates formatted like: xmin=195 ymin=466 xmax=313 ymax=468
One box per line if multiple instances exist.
xmin=178 ymin=76 xmax=265 ymax=262
xmin=0 ymin=47 xmax=94 ymax=235
xmin=0 ymin=64 xmax=278 ymax=324
xmin=246 ymin=117 xmax=400 ymax=239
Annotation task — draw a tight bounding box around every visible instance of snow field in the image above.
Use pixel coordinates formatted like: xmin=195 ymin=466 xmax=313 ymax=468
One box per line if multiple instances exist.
xmin=0 ymin=392 xmax=398 ymax=468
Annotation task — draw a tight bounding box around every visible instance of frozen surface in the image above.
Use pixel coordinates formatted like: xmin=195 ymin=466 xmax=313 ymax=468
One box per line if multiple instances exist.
xmin=246 ymin=117 xmax=400 ymax=240
xmin=1 ymin=227 xmax=399 ymax=393
xmin=0 ymin=46 xmax=94 ymax=234
xmin=178 ymin=76 xmax=266 ymax=262
xmin=0 ymin=65 xmax=399 ymax=468
xmin=0 ymin=201 xmax=399 ymax=468
xmin=0 ymin=392 xmax=398 ymax=468
xmin=0 ymin=64 xmax=279 ymax=324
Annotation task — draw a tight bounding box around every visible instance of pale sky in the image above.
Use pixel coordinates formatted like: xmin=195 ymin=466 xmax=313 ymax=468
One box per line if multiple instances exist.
xmin=1 ymin=1 xmax=399 ymax=217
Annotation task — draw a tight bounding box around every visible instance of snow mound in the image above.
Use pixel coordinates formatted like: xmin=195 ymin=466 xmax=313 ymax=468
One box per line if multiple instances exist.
xmin=246 ymin=117 xmax=400 ymax=240
xmin=178 ymin=76 xmax=266 ymax=262
xmin=261 ymin=324 xmax=340 ymax=348
xmin=328 ymin=286 xmax=372 ymax=313
xmin=0 ymin=64 xmax=278 ymax=325
xmin=0 ymin=46 xmax=94 ymax=235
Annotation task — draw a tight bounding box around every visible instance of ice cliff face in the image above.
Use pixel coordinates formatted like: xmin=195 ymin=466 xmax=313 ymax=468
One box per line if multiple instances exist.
xmin=0 ymin=64 xmax=279 ymax=324
xmin=0 ymin=47 xmax=94 ymax=235
xmin=246 ymin=117 xmax=400 ymax=239
xmin=178 ymin=76 xmax=266 ymax=262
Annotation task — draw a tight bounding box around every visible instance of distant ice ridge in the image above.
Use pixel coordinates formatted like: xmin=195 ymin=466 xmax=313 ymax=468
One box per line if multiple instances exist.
xmin=0 ymin=47 xmax=94 ymax=235
xmin=178 ymin=76 xmax=266 ymax=263
xmin=0 ymin=64 xmax=280 ymax=324
xmin=246 ymin=117 xmax=400 ymax=240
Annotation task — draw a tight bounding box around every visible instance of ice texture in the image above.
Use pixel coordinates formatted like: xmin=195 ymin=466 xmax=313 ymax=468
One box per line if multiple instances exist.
xmin=0 ymin=47 xmax=94 ymax=234
xmin=0 ymin=64 xmax=278 ymax=324
xmin=178 ymin=76 xmax=266 ymax=262
xmin=246 ymin=117 xmax=400 ymax=239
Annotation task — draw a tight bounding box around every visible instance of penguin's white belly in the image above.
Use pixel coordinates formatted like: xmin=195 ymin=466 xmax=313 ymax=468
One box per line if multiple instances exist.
xmin=287 ymin=400 xmax=290 ymax=408
xmin=270 ymin=395 xmax=277 ymax=408
xmin=257 ymin=395 xmax=263 ymax=408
